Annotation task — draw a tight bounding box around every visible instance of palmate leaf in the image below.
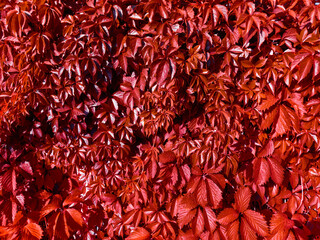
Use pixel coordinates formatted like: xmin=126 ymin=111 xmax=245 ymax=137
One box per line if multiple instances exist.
xmin=2 ymin=0 xmax=320 ymax=239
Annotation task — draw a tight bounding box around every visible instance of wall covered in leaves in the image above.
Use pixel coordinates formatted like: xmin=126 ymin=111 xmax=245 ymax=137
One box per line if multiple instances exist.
xmin=1 ymin=0 xmax=320 ymax=239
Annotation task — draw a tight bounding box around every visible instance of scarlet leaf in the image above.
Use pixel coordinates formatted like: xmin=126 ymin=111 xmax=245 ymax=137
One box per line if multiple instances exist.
xmin=261 ymin=108 xmax=277 ymax=130
xmin=270 ymin=213 xmax=294 ymax=234
xmin=19 ymin=161 xmax=33 ymax=175
xmin=253 ymin=158 xmax=270 ymax=185
xmin=203 ymin=206 xmax=217 ymax=233
xmin=24 ymin=223 xmax=43 ymax=240
xmin=157 ymin=61 xmax=169 ymax=86
xmin=227 ymin=220 xmax=239 ymax=240
xmin=178 ymin=194 xmax=198 ymax=227
xmin=206 ymin=178 xmax=223 ymax=208
xmin=159 ymin=151 xmax=176 ymax=164
xmin=2 ymin=168 xmax=16 ymax=192
xmin=65 ymin=209 xmax=83 ymax=229
xmin=235 ymin=187 xmax=251 ymax=213
xmin=274 ymin=106 xmax=292 ymax=136
xmin=243 ymin=210 xmax=268 ymax=237
xmin=241 ymin=217 xmax=257 ymax=240
xmin=298 ymin=56 xmax=313 ymax=82
xmin=127 ymin=227 xmax=150 ymax=240
xmin=267 ymin=157 xmax=284 ymax=185
xmin=257 ymin=140 xmax=274 ymax=158
xmin=217 ymin=208 xmax=239 ymax=225
xmin=193 ymin=209 xmax=205 ymax=236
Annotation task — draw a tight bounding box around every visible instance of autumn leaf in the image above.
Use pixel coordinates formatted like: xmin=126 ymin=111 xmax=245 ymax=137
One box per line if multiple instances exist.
xmin=217 ymin=208 xmax=239 ymax=225
xmin=243 ymin=210 xmax=268 ymax=237
xmin=127 ymin=227 xmax=151 ymax=240
xmin=23 ymin=223 xmax=43 ymax=240
xmin=235 ymin=187 xmax=251 ymax=213
xmin=159 ymin=151 xmax=176 ymax=164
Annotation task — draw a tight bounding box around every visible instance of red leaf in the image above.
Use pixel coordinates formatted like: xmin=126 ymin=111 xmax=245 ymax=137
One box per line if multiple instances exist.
xmin=119 ymin=54 xmax=128 ymax=73
xmin=267 ymin=157 xmax=284 ymax=185
xmin=240 ymin=217 xmax=257 ymax=240
xmin=206 ymin=178 xmax=222 ymax=208
xmin=235 ymin=187 xmax=251 ymax=213
xmin=227 ymin=220 xmax=239 ymax=240
xmin=19 ymin=161 xmax=33 ymax=175
xmin=253 ymin=158 xmax=270 ymax=185
xmin=298 ymin=56 xmax=313 ymax=82
xmin=196 ymin=180 xmax=208 ymax=206
xmin=261 ymin=108 xmax=277 ymax=130
xmin=159 ymin=151 xmax=176 ymax=164
xmin=274 ymin=106 xmax=292 ymax=136
xmin=193 ymin=209 xmax=205 ymax=236
xmin=257 ymin=93 xmax=279 ymax=111
xmin=127 ymin=227 xmax=150 ymax=240
xmin=24 ymin=223 xmax=43 ymax=240
xmin=40 ymin=195 xmax=62 ymax=218
xmin=203 ymin=207 xmax=217 ymax=233
xmin=157 ymin=61 xmax=169 ymax=86
xmin=2 ymin=168 xmax=16 ymax=192
xmin=178 ymin=194 xmax=198 ymax=227
xmin=65 ymin=209 xmax=83 ymax=229
xmin=63 ymin=190 xmax=82 ymax=207
xmin=215 ymin=5 xmax=228 ymax=22
xmin=217 ymin=208 xmax=239 ymax=225
xmin=55 ymin=212 xmax=69 ymax=239
xmin=270 ymin=213 xmax=293 ymax=235
xmin=257 ymin=140 xmax=274 ymax=158
xmin=243 ymin=210 xmax=268 ymax=237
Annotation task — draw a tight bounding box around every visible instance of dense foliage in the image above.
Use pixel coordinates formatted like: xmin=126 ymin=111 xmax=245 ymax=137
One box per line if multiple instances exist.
xmin=1 ymin=0 xmax=320 ymax=239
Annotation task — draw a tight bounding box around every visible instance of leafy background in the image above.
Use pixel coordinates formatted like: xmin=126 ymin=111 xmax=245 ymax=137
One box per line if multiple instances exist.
xmin=1 ymin=0 xmax=320 ymax=239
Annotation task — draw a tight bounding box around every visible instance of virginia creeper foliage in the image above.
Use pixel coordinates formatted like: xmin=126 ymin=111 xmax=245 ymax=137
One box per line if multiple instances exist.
xmin=1 ymin=0 xmax=320 ymax=239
